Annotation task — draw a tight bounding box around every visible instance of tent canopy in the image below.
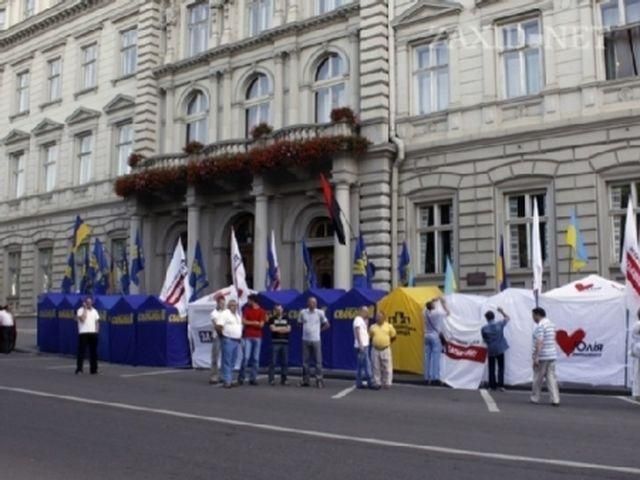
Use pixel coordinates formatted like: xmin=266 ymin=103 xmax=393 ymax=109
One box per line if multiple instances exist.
xmin=287 ymin=288 xmax=346 ymax=313
xmin=544 ymin=274 xmax=625 ymax=301
xmin=256 ymin=289 xmax=300 ymax=311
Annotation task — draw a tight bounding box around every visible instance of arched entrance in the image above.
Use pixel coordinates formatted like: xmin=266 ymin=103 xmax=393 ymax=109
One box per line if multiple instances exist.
xmin=306 ymin=217 xmax=334 ymax=288
xmin=226 ymin=213 xmax=255 ymax=287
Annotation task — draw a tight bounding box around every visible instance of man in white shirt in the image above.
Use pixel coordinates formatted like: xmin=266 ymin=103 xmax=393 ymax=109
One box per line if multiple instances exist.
xmin=76 ymin=296 xmax=100 ymax=375
xmin=0 ymin=304 xmax=15 ymax=354
xmin=215 ymin=299 xmax=243 ymax=388
xmin=530 ymin=307 xmax=560 ymax=406
xmin=208 ymin=295 xmax=226 ymax=385
xmin=353 ymin=306 xmax=374 ymax=389
xmin=298 ymin=297 xmax=330 ymax=388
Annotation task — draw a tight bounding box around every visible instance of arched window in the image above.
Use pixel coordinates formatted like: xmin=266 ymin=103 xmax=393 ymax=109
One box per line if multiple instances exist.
xmin=245 ymin=74 xmax=271 ymax=136
xmin=306 ymin=217 xmax=334 ymax=288
xmin=308 ymin=217 xmax=334 ymax=239
xmin=314 ymin=53 xmax=346 ymax=123
xmin=185 ymin=90 xmax=208 ymax=144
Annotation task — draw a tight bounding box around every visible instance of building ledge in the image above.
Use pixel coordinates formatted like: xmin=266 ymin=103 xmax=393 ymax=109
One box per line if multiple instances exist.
xmin=111 ymin=73 xmax=136 ymax=86
xmin=39 ymin=98 xmax=63 ymax=111
xmin=9 ymin=111 xmax=29 ymax=123
xmin=74 ymin=86 xmax=98 ymax=100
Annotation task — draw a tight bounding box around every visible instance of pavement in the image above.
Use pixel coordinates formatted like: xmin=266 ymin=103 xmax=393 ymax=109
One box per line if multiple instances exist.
xmin=1 ymin=347 xmax=640 ymax=480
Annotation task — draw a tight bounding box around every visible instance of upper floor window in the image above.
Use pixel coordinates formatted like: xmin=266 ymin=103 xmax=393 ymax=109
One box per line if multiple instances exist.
xmin=0 ymin=9 xmax=6 ymax=30
xmin=314 ymin=53 xmax=346 ymax=123
xmin=42 ymin=143 xmax=58 ymax=192
xmin=16 ymin=71 xmax=30 ymax=114
xmin=414 ymin=42 xmax=449 ymax=115
xmin=608 ymin=181 xmax=640 ymax=263
xmin=317 ymin=0 xmax=345 ymax=14
xmin=602 ymin=0 xmax=640 ymax=79
xmin=77 ymin=133 xmax=93 ymax=184
xmin=10 ymin=152 xmax=26 ymax=198
xmin=245 ymin=74 xmax=271 ymax=136
xmin=418 ymin=201 xmax=454 ymax=275
xmin=248 ymin=0 xmax=271 ymax=36
xmin=37 ymin=246 xmax=53 ymax=293
xmin=120 ymin=29 xmax=138 ymax=76
xmin=7 ymin=250 xmax=22 ymax=298
xmin=24 ymin=0 xmax=35 ymax=18
xmin=81 ymin=44 xmax=98 ymax=90
xmin=505 ymin=191 xmax=548 ymax=269
xmin=116 ymin=123 xmax=134 ymax=175
xmin=185 ymin=91 xmax=209 ymax=144
xmin=47 ymin=58 xmax=62 ymax=102
xmin=500 ymin=18 xmax=543 ymax=99
xmin=188 ymin=3 xmax=209 ymax=57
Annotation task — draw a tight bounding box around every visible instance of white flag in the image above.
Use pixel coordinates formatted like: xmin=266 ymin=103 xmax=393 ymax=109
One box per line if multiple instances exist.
xmin=230 ymin=228 xmax=250 ymax=306
xmin=159 ymin=240 xmax=190 ymax=317
xmin=532 ymin=198 xmax=543 ymax=295
xmin=621 ymin=199 xmax=640 ymax=302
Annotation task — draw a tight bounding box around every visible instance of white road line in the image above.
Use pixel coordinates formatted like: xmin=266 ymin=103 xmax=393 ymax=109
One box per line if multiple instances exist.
xmin=45 ymin=365 xmax=76 ymax=370
xmin=617 ymin=396 xmax=640 ymax=406
xmin=121 ymin=369 xmax=190 ymax=378
xmin=479 ymin=389 xmax=500 ymax=413
xmin=1 ymin=385 xmax=639 ymax=476
xmin=332 ymin=386 xmax=356 ymax=399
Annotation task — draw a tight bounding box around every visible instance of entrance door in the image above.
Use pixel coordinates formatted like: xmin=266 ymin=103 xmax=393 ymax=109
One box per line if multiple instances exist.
xmin=306 ymin=217 xmax=334 ymax=288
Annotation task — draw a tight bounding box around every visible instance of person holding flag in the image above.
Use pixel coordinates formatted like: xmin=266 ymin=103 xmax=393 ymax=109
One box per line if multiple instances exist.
xmin=424 ymin=296 xmax=450 ymax=385
xmin=130 ymin=229 xmax=145 ymax=288
xmin=266 ymin=230 xmax=281 ymax=291
xmin=189 ymin=241 xmax=209 ymax=302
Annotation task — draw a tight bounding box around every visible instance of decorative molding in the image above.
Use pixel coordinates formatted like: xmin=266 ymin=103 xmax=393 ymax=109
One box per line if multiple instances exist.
xmin=9 ymin=53 xmax=34 ymax=68
xmin=65 ymin=107 xmax=101 ymax=125
xmin=31 ymin=118 xmax=64 ymax=136
xmin=103 ymin=94 xmax=136 ymax=114
xmin=392 ymin=0 xmax=463 ymax=28
xmin=2 ymin=129 xmax=30 ymax=145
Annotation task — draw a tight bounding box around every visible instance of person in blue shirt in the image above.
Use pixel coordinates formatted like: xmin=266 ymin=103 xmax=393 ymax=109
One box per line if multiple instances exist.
xmin=481 ymin=307 xmax=510 ymax=391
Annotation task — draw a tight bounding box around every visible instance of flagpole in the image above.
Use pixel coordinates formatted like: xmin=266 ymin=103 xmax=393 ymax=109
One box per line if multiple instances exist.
xmin=568 ymin=245 xmax=573 ymax=284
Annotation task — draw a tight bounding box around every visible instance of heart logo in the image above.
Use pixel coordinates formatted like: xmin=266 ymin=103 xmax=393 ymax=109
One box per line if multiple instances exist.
xmin=556 ymin=329 xmax=586 ymax=356
xmin=574 ymin=283 xmax=593 ymax=292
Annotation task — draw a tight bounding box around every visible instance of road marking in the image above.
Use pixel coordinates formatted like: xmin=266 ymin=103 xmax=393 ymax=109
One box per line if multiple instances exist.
xmin=121 ymin=369 xmax=190 ymax=378
xmin=1 ymin=385 xmax=639 ymax=476
xmin=45 ymin=365 xmax=76 ymax=370
xmin=617 ymin=396 xmax=640 ymax=406
xmin=479 ymin=389 xmax=500 ymax=413
xmin=332 ymin=386 xmax=356 ymax=399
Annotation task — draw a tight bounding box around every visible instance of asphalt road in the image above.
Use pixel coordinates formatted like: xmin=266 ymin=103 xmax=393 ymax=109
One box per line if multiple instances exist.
xmin=1 ymin=352 xmax=639 ymax=480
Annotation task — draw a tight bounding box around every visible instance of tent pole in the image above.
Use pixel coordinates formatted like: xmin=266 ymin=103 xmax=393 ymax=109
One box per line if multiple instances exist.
xmin=625 ymin=307 xmax=630 ymax=389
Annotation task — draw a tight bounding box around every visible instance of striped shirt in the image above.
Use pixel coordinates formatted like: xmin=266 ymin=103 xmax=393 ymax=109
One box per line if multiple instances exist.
xmin=532 ymin=318 xmax=557 ymax=361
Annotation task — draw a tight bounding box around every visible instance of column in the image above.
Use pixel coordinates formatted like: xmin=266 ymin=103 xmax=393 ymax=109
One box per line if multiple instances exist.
xmin=333 ymin=181 xmax=351 ymax=290
xmin=252 ymin=176 xmax=268 ymax=290
xmin=274 ymin=0 xmax=284 ymax=26
xmin=349 ymin=29 xmax=360 ymax=115
xmin=128 ymin=202 xmax=142 ymax=294
xmin=209 ymin=68 xmax=219 ymax=143
xmin=273 ymin=52 xmax=285 ymax=129
xmin=287 ymin=0 xmax=298 ymax=21
xmin=164 ymin=85 xmax=175 ymax=153
xmin=288 ymin=48 xmax=300 ymax=124
xmin=186 ymin=186 xmax=201 ymax=268
xmin=222 ymin=68 xmax=232 ymax=140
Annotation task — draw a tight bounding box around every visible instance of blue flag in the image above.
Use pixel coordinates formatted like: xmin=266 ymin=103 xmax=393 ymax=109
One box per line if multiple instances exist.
xmin=189 ymin=241 xmax=209 ymax=301
xmin=61 ymin=251 xmax=75 ymax=294
xmin=398 ymin=240 xmax=414 ymax=287
xmin=353 ymin=234 xmax=374 ymax=288
xmin=92 ymin=239 xmax=109 ymax=295
xmin=79 ymin=247 xmax=92 ymax=295
xmin=130 ymin=229 xmax=145 ymax=286
xmin=302 ymin=238 xmax=317 ymax=289
xmin=119 ymin=246 xmax=130 ymax=295
xmin=265 ymin=230 xmax=280 ymax=291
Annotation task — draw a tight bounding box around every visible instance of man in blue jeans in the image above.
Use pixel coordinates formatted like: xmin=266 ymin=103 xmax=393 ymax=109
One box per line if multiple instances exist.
xmin=481 ymin=307 xmax=510 ymax=391
xmin=352 ymin=306 xmax=375 ymax=389
xmin=215 ymin=299 xmax=243 ymax=389
xmin=424 ymin=297 xmax=450 ymax=385
xmin=239 ymin=294 xmax=266 ymax=386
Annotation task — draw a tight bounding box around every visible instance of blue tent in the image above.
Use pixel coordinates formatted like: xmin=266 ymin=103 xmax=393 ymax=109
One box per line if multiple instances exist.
xmin=94 ymin=295 xmax=123 ymax=363
xmin=57 ymin=295 xmax=82 ymax=356
xmin=106 ymin=295 xmax=146 ymax=365
xmin=327 ymin=288 xmax=387 ymax=370
xmin=255 ymin=289 xmax=300 ymax=367
xmin=284 ymin=288 xmax=345 ymax=368
xmin=135 ymin=296 xmax=190 ymax=367
xmin=37 ymin=293 xmax=65 ymax=354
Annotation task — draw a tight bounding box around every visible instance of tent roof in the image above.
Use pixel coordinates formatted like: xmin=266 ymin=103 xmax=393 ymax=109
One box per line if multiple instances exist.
xmin=394 ymin=286 xmax=443 ymax=306
xmin=287 ymin=288 xmax=346 ymax=309
xmin=37 ymin=293 xmax=66 ymax=306
xmin=544 ymin=275 xmax=625 ymax=301
xmin=94 ymin=295 xmax=122 ymax=310
xmin=331 ymin=288 xmax=387 ymax=309
xmin=257 ymin=289 xmax=300 ymax=308
xmin=124 ymin=294 xmax=151 ymax=309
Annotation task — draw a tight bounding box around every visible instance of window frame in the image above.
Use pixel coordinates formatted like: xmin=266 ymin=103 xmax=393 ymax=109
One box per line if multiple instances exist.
xmin=0 ymin=8 xmax=7 ymax=30
xmin=6 ymin=248 xmax=22 ymax=299
xmin=316 ymin=0 xmax=345 ymax=15
xmin=16 ymin=70 xmax=30 ymax=114
xmin=120 ymin=28 xmax=138 ymax=77
xmin=42 ymin=142 xmax=58 ymax=193
xmin=413 ymin=41 xmax=450 ymax=116
xmin=416 ymin=199 xmax=455 ymax=276
xmin=187 ymin=2 xmax=209 ymax=57
xmin=80 ymin=43 xmax=98 ymax=90
xmin=115 ymin=122 xmax=134 ymax=176
xmin=37 ymin=244 xmax=54 ymax=294
xmin=47 ymin=57 xmax=62 ymax=102
xmin=10 ymin=151 xmax=26 ymax=199
xmin=313 ymin=53 xmax=348 ymax=123
xmin=498 ymin=17 xmax=544 ymax=99
xmin=503 ymin=190 xmax=549 ymax=271
xmin=244 ymin=74 xmax=272 ymax=136
xmin=76 ymin=132 xmax=94 ymax=184
xmin=24 ymin=0 xmax=35 ymax=18
xmin=184 ymin=90 xmax=209 ymax=144
xmin=607 ymin=180 xmax=640 ymax=265
xmin=248 ymin=0 xmax=272 ymax=37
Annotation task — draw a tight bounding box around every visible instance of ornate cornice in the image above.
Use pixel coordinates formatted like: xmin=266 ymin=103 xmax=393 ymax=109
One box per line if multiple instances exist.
xmin=154 ymin=3 xmax=359 ymax=77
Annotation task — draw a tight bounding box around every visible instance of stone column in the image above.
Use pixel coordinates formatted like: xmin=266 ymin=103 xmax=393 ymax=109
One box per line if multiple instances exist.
xmin=274 ymin=0 xmax=284 ymax=26
xmin=252 ymin=176 xmax=268 ymax=290
xmin=186 ymin=186 xmax=201 ymax=268
xmin=287 ymin=0 xmax=298 ymax=21
xmin=273 ymin=52 xmax=285 ymax=129
xmin=164 ymin=85 xmax=175 ymax=153
xmin=222 ymin=67 xmax=232 ymax=140
xmin=209 ymin=68 xmax=219 ymax=143
xmin=288 ymin=48 xmax=300 ymax=125
xmin=332 ymin=154 xmax=357 ymax=290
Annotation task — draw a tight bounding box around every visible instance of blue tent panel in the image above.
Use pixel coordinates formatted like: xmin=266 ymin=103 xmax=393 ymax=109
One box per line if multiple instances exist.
xmin=167 ymin=309 xmax=190 ymax=368
xmin=37 ymin=293 xmax=64 ymax=353
xmin=58 ymin=295 xmax=83 ymax=356
xmin=94 ymin=295 xmax=122 ymax=363
xmin=135 ymin=296 xmax=170 ymax=367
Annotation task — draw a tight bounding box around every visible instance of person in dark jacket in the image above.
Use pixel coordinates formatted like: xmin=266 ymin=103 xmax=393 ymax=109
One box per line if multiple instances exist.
xmin=481 ymin=307 xmax=510 ymax=391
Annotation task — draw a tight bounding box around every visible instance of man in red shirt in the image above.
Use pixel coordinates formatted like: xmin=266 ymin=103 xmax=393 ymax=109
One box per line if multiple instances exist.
xmin=238 ymin=294 xmax=266 ymax=385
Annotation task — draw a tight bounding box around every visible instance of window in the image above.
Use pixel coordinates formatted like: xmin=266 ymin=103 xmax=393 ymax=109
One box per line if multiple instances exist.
xmin=116 ymin=123 xmax=134 ymax=175
xmin=608 ymin=181 xmax=640 ymax=263
xmin=24 ymin=0 xmax=35 ymax=18
xmin=414 ymin=42 xmax=449 ymax=115
xmin=10 ymin=152 xmax=26 ymax=198
xmin=120 ymin=29 xmax=138 ymax=76
xmin=38 ymin=247 xmax=53 ymax=293
xmin=81 ymin=44 xmax=97 ymax=89
xmin=505 ymin=192 xmax=548 ymax=269
xmin=500 ymin=18 xmax=543 ymax=98
xmin=245 ymin=74 xmax=271 ymax=135
xmin=602 ymin=0 xmax=640 ymax=79
xmin=0 ymin=9 xmax=6 ymax=30
xmin=43 ymin=144 xmax=58 ymax=192
xmin=418 ymin=201 xmax=454 ymax=274
xmin=314 ymin=54 xmax=347 ymax=123
xmin=77 ymin=133 xmax=93 ymax=184
xmin=185 ymin=91 xmax=208 ymax=144
xmin=248 ymin=0 xmax=271 ymax=36
xmin=317 ymin=0 xmax=344 ymax=14
xmin=7 ymin=251 xmax=21 ymax=298
xmin=16 ymin=71 xmax=30 ymax=114
xmin=308 ymin=217 xmax=334 ymax=239
xmin=188 ymin=3 xmax=209 ymax=56
xmin=47 ymin=58 xmax=62 ymax=101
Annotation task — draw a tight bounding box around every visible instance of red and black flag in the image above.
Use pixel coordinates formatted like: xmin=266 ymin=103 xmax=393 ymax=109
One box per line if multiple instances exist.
xmin=320 ymin=174 xmax=346 ymax=245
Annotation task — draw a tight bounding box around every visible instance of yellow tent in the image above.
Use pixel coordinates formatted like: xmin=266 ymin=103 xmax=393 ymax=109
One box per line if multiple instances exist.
xmin=377 ymin=286 xmax=443 ymax=374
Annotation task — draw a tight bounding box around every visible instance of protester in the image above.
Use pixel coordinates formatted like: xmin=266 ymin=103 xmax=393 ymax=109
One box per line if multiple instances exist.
xmin=369 ymin=311 xmax=397 ymax=389
xmin=215 ymin=299 xmax=243 ymax=389
xmin=352 ymin=306 xmax=373 ymax=389
xmin=239 ymin=294 xmax=266 ymax=385
xmin=76 ymin=296 xmax=100 ymax=375
xmin=298 ymin=296 xmax=330 ymax=388
xmin=424 ymin=296 xmax=450 ymax=385
xmin=530 ymin=307 xmax=560 ymax=406
xmin=0 ymin=304 xmax=15 ymax=354
xmin=208 ymin=295 xmax=226 ymax=385
xmin=268 ymin=304 xmax=291 ymax=386
xmin=631 ymin=308 xmax=640 ymax=401
xmin=481 ymin=307 xmax=511 ymax=391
